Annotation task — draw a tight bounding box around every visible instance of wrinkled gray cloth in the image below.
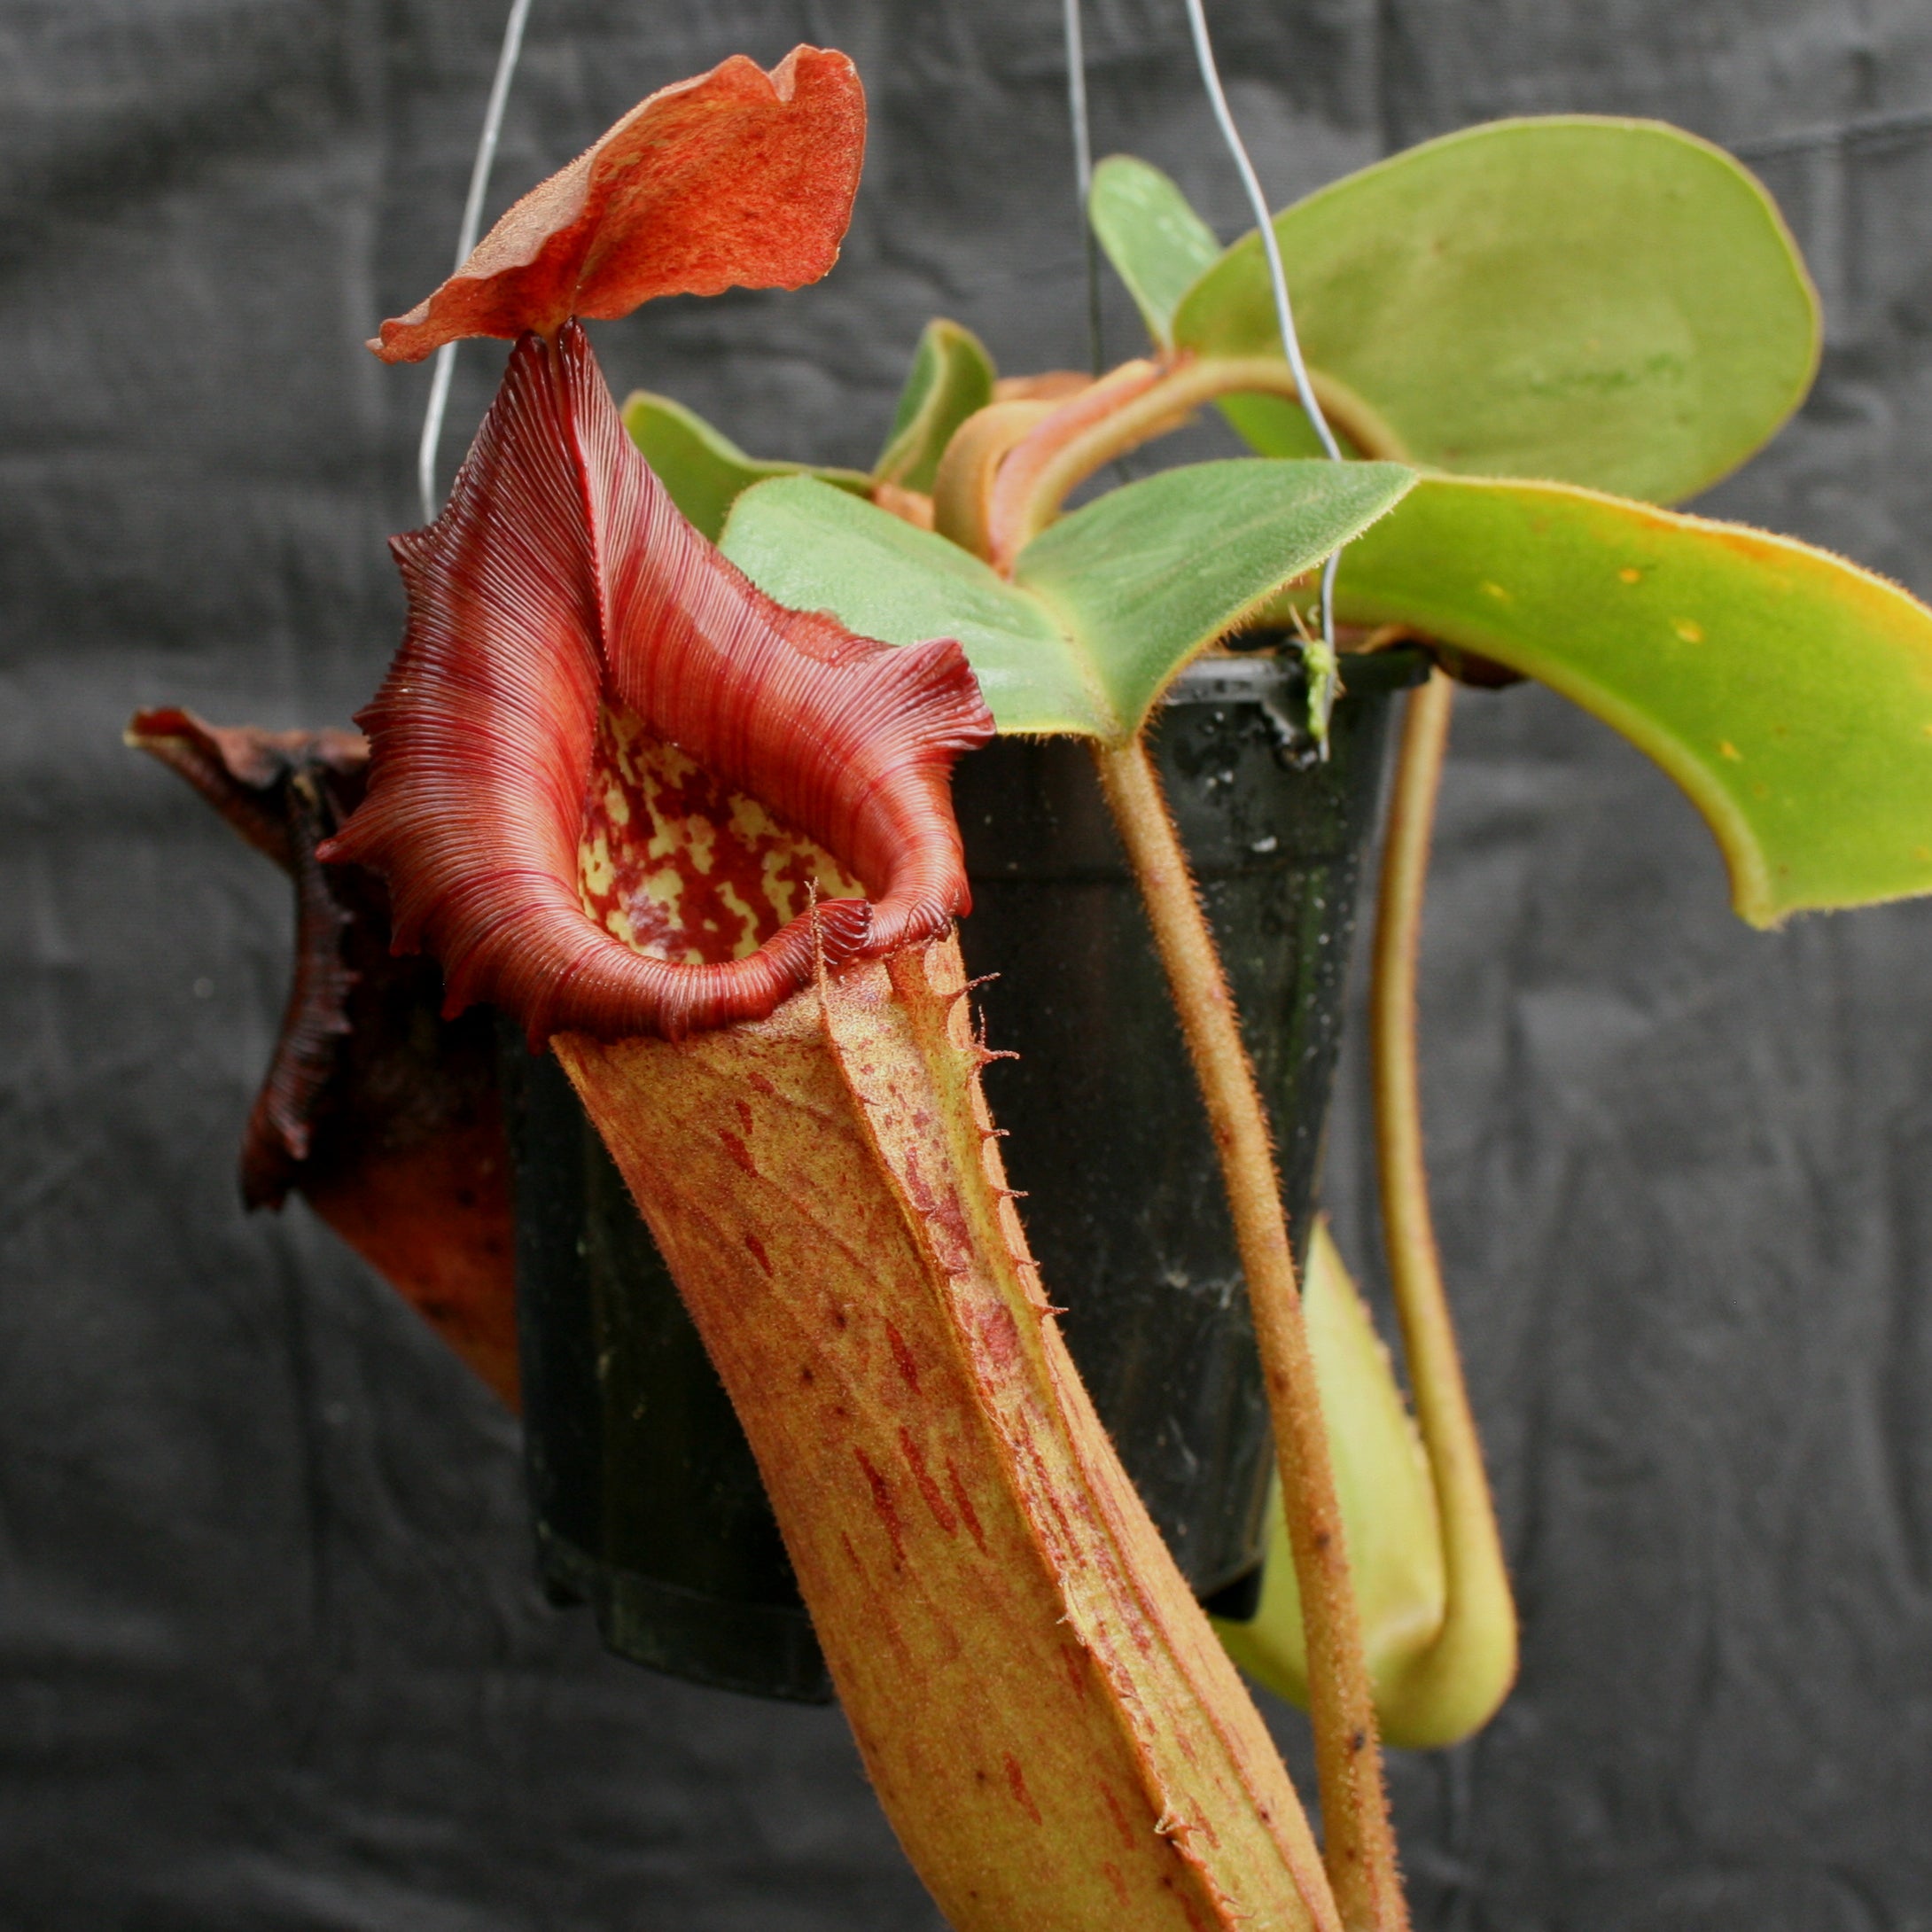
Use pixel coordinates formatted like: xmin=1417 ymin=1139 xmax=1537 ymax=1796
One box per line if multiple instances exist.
xmin=4 ymin=1 xmax=1929 ymax=1925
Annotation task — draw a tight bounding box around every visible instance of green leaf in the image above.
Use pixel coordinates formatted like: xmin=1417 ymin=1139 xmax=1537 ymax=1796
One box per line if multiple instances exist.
xmin=1215 ymin=1222 xmax=1445 ymax=1714
xmin=1323 ymin=475 xmax=1932 ymax=923
xmin=1172 ymin=118 xmax=1820 ymax=503
xmin=872 ymin=319 xmax=998 ymax=495
xmin=721 ymin=478 xmax=1107 ymax=735
xmin=721 ymin=460 xmax=1413 ymax=741
xmin=1013 ymin=460 xmax=1413 ymax=734
xmin=619 ymin=391 xmax=870 ymax=541
xmin=1088 ymin=155 xmax=1222 ymax=353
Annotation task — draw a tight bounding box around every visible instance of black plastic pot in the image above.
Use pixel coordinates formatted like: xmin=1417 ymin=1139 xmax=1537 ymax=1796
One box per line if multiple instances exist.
xmin=502 ymin=1038 xmax=828 ymax=1700
xmin=503 ymin=644 xmax=1424 ymax=1701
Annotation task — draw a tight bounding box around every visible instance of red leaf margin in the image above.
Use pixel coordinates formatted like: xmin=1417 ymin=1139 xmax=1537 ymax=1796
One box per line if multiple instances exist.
xmin=370 ymin=47 xmax=866 ymax=363
xmin=322 ymin=323 xmax=993 ymax=1044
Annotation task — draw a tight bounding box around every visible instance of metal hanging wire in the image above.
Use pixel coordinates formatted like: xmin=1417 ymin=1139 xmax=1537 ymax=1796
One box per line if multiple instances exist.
xmin=1179 ymin=0 xmax=1345 ymax=744
xmin=1062 ymin=0 xmax=1104 ymax=373
xmin=416 ymin=0 xmax=537 ymax=524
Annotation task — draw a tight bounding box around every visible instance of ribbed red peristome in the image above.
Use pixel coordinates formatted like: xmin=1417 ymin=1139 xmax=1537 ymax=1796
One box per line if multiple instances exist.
xmin=370 ymin=48 xmax=865 ymax=363
xmin=321 ymin=323 xmax=992 ymax=1043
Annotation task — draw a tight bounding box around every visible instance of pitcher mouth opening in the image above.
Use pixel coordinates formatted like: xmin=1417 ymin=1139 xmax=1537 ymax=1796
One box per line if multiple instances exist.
xmin=321 ymin=324 xmax=993 ymax=1046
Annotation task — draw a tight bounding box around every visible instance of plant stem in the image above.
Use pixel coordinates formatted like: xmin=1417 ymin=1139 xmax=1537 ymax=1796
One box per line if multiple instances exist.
xmin=1369 ymin=671 xmax=1518 ymax=1746
xmin=988 ymin=354 xmax=1411 ymax=568
xmin=1022 ymin=355 xmax=1511 ymax=1743
xmin=1094 ymin=736 xmax=1408 ymax=1932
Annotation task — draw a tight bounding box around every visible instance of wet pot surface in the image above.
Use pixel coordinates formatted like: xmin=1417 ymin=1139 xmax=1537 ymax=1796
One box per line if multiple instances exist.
xmin=508 ymin=647 xmax=1422 ymax=1698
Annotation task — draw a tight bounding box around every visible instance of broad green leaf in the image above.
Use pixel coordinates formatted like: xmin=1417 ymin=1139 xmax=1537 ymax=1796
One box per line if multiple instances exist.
xmin=1172 ymin=118 xmax=1819 ymax=503
xmin=1216 ymin=1222 xmax=1445 ymax=1714
xmin=721 ymin=460 xmax=1414 ymax=740
xmin=872 ymin=318 xmax=998 ymax=495
xmin=1013 ymin=460 xmax=1414 ymax=735
xmin=722 ymin=477 xmax=1105 ymax=734
xmin=1321 ymin=476 xmax=1932 ymax=923
xmin=1088 ymin=155 xmax=1221 ymax=353
xmin=619 ymin=391 xmax=869 ymax=541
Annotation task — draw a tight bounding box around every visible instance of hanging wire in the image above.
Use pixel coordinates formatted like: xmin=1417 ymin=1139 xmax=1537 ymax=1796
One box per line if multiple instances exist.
xmin=1179 ymin=0 xmax=1344 ymax=745
xmin=416 ymin=0 xmax=537 ymax=524
xmin=1062 ymin=0 xmax=1104 ymax=374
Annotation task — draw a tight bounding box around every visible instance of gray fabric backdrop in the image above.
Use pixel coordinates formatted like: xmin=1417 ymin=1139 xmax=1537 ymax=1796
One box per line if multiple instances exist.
xmin=4 ymin=0 xmax=1929 ymax=1925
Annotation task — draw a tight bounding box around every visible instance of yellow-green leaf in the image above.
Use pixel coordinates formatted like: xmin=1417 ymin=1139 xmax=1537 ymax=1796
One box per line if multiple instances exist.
xmin=1172 ymin=118 xmax=1819 ymax=504
xmin=1326 ymin=476 xmax=1932 ymax=923
xmin=1088 ymin=155 xmax=1222 ymax=353
xmin=721 ymin=462 xmax=1414 ymax=742
xmin=1010 ymin=459 xmax=1414 ymax=736
xmin=873 ymin=318 xmax=998 ymax=495
xmin=721 ymin=476 xmax=1105 ymax=734
xmin=619 ymin=390 xmax=869 ymax=541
